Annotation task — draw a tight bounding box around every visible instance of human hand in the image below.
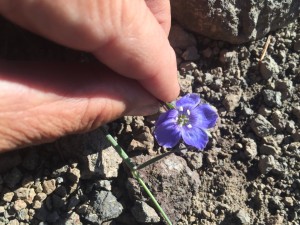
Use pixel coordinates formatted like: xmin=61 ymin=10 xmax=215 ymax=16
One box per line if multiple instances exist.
xmin=0 ymin=0 xmax=179 ymax=151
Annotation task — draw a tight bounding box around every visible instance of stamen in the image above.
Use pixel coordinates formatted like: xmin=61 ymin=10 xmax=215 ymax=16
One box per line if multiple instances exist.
xmin=179 ymin=106 xmax=183 ymax=112
xmin=187 ymin=109 xmax=190 ymax=115
xmin=175 ymin=117 xmax=178 ymax=122
xmin=187 ymin=124 xmax=192 ymax=128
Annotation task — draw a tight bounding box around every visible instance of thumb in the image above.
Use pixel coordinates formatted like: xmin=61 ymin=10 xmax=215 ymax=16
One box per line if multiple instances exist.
xmin=0 ymin=0 xmax=180 ymax=102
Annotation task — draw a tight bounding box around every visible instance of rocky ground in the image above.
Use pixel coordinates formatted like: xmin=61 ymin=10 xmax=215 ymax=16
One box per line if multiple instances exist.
xmin=0 ymin=16 xmax=299 ymax=225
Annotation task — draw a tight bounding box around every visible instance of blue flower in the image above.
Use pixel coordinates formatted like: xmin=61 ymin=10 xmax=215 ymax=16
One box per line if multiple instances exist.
xmin=154 ymin=94 xmax=218 ymax=149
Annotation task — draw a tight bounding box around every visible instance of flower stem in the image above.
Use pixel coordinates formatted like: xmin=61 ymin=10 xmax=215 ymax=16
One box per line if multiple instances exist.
xmin=135 ymin=150 xmax=174 ymax=170
xmin=102 ymin=128 xmax=173 ymax=225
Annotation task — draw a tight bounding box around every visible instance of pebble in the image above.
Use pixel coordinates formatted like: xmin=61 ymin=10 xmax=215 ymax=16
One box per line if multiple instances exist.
xmin=258 ymin=155 xmax=276 ymax=174
xmin=260 ymin=55 xmax=279 ymax=79
xmin=42 ymin=179 xmax=56 ymax=195
xmin=13 ymin=200 xmax=27 ymax=211
xmin=7 ymin=219 xmax=19 ymax=225
xmin=17 ymin=208 xmax=29 ymax=221
xmin=262 ymin=89 xmax=282 ymax=107
xmin=243 ymin=138 xmax=257 ymax=160
xmin=203 ymin=72 xmax=214 ymax=85
xmin=100 ymin=147 xmax=123 ymax=179
xmin=131 ymin=201 xmax=160 ymax=223
xmin=251 ymin=115 xmax=276 ymax=138
xmin=292 ymin=106 xmax=300 ymax=119
xmin=236 ymin=209 xmax=251 ymax=225
xmin=63 ymin=212 xmax=82 ymax=225
xmin=223 ymin=92 xmax=242 ymax=111
xmin=84 ymin=213 xmax=99 ymax=224
xmin=14 ymin=187 xmax=36 ymax=204
xmin=3 ymin=192 xmax=14 ymax=202
xmin=92 ymin=191 xmax=123 ymax=221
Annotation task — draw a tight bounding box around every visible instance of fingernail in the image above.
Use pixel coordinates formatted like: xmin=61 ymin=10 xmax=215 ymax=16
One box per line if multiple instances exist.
xmin=126 ymin=102 xmax=160 ymax=116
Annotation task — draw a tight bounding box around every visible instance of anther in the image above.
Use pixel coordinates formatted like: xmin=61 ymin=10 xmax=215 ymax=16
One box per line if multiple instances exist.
xmin=187 ymin=109 xmax=190 ymax=115
xmin=187 ymin=124 xmax=192 ymax=128
xmin=179 ymin=106 xmax=183 ymax=112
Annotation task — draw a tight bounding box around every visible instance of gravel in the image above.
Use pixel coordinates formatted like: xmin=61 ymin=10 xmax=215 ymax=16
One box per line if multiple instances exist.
xmin=0 ymin=13 xmax=299 ymax=225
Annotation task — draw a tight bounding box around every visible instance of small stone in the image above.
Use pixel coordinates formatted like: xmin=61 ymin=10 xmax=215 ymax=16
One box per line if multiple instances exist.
xmin=14 ymin=188 xmax=36 ymax=204
xmin=284 ymin=196 xmax=294 ymax=206
xmin=17 ymin=208 xmax=29 ymax=221
xmin=4 ymin=168 xmax=23 ymax=188
xmin=100 ymin=147 xmax=123 ymax=179
xmin=271 ymin=110 xmax=286 ymax=131
xmin=131 ymin=201 xmax=160 ymax=223
xmin=223 ymin=92 xmax=242 ymax=111
xmin=3 ymin=192 xmax=14 ymax=202
xmin=258 ymin=155 xmax=276 ymax=174
xmin=236 ymin=209 xmax=251 ymax=225
xmin=63 ymin=212 xmax=82 ymax=225
xmin=67 ymin=195 xmax=80 ymax=211
xmin=251 ymin=115 xmax=276 ymax=138
xmin=32 ymin=200 xmax=42 ymax=209
xmin=85 ymin=213 xmax=99 ymax=224
xmin=219 ymin=50 xmax=238 ymax=65
xmin=203 ymin=73 xmax=214 ymax=85
xmin=260 ymin=144 xmax=281 ymax=156
xmin=95 ymin=180 xmax=112 ymax=191
xmin=42 ymin=179 xmax=56 ymax=195
xmin=294 ymin=38 xmax=300 ymax=52
xmin=13 ymin=200 xmax=27 ymax=211
xmin=186 ymin=152 xmax=203 ymax=170
xmin=0 ymin=206 xmax=5 ymax=213
xmin=262 ymin=89 xmax=282 ymax=107
xmin=182 ymin=46 xmax=200 ymax=61
xmin=260 ymin=56 xmax=279 ymax=79
xmin=35 ymin=192 xmax=47 ymax=202
xmin=92 ymin=191 xmax=123 ymax=221
xmin=243 ymin=138 xmax=257 ymax=160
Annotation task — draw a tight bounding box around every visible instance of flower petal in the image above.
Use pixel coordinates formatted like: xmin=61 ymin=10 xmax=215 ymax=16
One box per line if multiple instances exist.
xmin=155 ymin=109 xmax=178 ymax=126
xmin=189 ymin=104 xmax=218 ymax=129
xmin=176 ymin=93 xmax=201 ymax=110
xmin=154 ymin=110 xmax=181 ymax=148
xmin=181 ymin=126 xmax=208 ymax=149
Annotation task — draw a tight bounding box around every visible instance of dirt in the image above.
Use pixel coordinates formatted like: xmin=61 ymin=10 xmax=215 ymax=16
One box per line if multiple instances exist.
xmin=0 ymin=15 xmax=299 ymax=225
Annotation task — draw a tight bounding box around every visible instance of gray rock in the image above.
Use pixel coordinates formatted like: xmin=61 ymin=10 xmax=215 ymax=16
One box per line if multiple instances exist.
xmin=42 ymin=179 xmax=56 ymax=195
xmin=260 ymin=56 xmax=280 ymax=79
xmin=92 ymin=191 xmax=123 ymax=221
xmin=243 ymin=138 xmax=257 ymax=160
xmin=260 ymin=144 xmax=281 ymax=156
xmin=171 ymin=0 xmax=299 ymax=44
xmin=292 ymin=106 xmax=300 ymax=119
xmin=262 ymin=90 xmax=282 ymax=107
xmin=4 ymin=168 xmax=23 ymax=189
xmin=251 ymin=115 xmax=276 ymax=138
xmin=258 ymin=155 xmax=276 ymax=174
xmin=182 ymin=46 xmax=200 ymax=61
xmin=236 ymin=209 xmax=251 ymax=225
xmin=85 ymin=213 xmax=99 ymax=224
xmin=203 ymin=73 xmax=214 ymax=85
xmin=169 ymin=24 xmax=197 ymax=49
xmin=130 ymin=154 xmax=201 ymax=224
xmin=131 ymin=201 xmax=160 ymax=223
xmin=16 ymin=208 xmax=29 ymax=221
xmin=59 ymin=212 xmax=82 ymax=225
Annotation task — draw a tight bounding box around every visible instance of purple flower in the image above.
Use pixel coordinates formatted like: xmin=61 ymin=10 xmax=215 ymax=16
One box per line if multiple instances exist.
xmin=154 ymin=94 xmax=218 ymax=149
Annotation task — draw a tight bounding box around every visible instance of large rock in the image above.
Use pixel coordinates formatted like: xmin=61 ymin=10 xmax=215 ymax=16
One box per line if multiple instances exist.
xmin=170 ymin=0 xmax=299 ymax=44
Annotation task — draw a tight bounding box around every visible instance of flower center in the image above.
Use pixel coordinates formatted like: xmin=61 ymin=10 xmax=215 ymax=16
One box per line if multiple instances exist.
xmin=176 ymin=108 xmax=192 ymax=128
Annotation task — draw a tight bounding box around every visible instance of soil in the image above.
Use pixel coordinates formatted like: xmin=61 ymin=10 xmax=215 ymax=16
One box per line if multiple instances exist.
xmin=0 ymin=16 xmax=299 ymax=225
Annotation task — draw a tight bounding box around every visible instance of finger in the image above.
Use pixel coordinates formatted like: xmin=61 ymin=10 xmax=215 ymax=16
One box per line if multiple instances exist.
xmin=0 ymin=60 xmax=159 ymax=151
xmin=145 ymin=0 xmax=171 ymax=34
xmin=0 ymin=0 xmax=179 ymax=102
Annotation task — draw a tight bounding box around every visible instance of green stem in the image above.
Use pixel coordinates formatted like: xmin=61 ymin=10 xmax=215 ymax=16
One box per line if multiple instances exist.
xmin=102 ymin=128 xmax=173 ymax=225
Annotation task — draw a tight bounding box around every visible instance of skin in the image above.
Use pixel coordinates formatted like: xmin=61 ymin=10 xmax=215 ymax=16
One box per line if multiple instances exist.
xmin=0 ymin=0 xmax=180 ymax=151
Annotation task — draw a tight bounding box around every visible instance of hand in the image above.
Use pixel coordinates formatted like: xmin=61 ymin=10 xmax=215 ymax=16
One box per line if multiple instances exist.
xmin=0 ymin=0 xmax=179 ymax=151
